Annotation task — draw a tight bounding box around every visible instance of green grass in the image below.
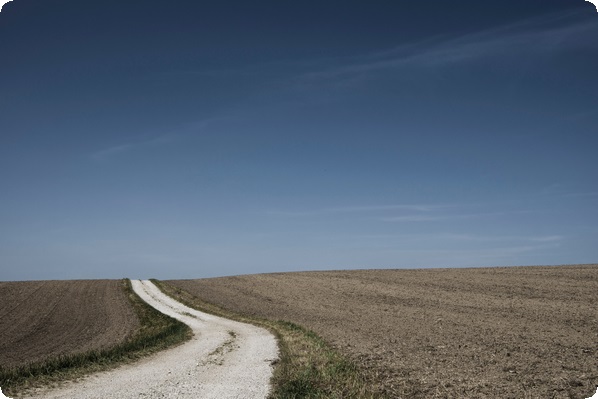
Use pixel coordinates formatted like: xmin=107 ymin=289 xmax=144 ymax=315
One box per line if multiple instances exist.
xmin=151 ymin=279 xmax=386 ymax=398
xmin=0 ymin=279 xmax=192 ymax=397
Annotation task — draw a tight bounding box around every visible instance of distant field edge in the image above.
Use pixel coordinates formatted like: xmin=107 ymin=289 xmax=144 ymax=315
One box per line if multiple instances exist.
xmin=151 ymin=279 xmax=387 ymax=399
xmin=0 ymin=279 xmax=192 ymax=397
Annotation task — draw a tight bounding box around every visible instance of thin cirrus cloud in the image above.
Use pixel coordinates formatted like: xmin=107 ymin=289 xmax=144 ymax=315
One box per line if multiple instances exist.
xmin=326 ymin=204 xmax=447 ymax=213
xmin=313 ymin=233 xmax=565 ymax=268
xmin=165 ymin=9 xmax=595 ymax=91
xmin=90 ymin=124 xmax=213 ymax=162
xmin=265 ymin=205 xmax=536 ymax=223
xmin=296 ymin=9 xmax=596 ymax=83
xmin=322 ymin=233 xmax=563 ymax=245
xmin=562 ymin=191 xmax=598 ymax=198
xmin=91 ymin=142 xmax=137 ymax=161
xmin=381 ymin=210 xmax=533 ymax=223
xmin=91 ymin=135 xmax=177 ymax=161
xmin=90 ymin=117 xmax=231 ymax=161
xmin=433 ymin=233 xmax=564 ymax=243
xmin=381 ymin=214 xmax=460 ymax=222
xmin=265 ymin=204 xmax=449 ymax=217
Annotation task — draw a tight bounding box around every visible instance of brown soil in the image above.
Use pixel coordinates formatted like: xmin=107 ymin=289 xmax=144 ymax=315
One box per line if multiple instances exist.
xmin=0 ymin=280 xmax=140 ymax=369
xmin=168 ymin=264 xmax=598 ymax=398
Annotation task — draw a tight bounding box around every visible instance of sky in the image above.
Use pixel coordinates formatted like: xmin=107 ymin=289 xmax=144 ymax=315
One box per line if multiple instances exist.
xmin=0 ymin=0 xmax=597 ymax=281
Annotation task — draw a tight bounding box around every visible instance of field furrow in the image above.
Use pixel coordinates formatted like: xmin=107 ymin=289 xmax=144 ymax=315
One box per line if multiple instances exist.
xmin=0 ymin=280 xmax=139 ymax=369
xmin=168 ymin=264 xmax=598 ymax=398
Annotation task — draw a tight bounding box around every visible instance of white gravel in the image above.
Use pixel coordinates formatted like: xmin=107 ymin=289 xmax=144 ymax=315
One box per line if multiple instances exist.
xmin=19 ymin=279 xmax=278 ymax=399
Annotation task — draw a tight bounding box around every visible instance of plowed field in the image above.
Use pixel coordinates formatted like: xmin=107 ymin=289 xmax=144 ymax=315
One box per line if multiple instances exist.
xmin=168 ymin=264 xmax=598 ymax=398
xmin=0 ymin=280 xmax=140 ymax=369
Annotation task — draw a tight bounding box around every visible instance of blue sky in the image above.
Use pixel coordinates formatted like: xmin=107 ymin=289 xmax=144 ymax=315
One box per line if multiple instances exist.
xmin=1 ymin=1 xmax=597 ymax=281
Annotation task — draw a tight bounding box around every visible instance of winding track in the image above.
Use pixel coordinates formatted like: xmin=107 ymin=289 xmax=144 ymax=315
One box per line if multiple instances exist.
xmin=20 ymin=280 xmax=278 ymax=399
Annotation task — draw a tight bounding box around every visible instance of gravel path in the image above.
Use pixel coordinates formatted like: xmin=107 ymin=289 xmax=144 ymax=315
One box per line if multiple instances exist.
xmin=19 ymin=280 xmax=278 ymax=399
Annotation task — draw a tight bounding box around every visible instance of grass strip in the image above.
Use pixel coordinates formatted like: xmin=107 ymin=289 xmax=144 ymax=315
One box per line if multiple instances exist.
xmin=0 ymin=279 xmax=191 ymax=397
xmin=151 ymin=279 xmax=386 ymax=398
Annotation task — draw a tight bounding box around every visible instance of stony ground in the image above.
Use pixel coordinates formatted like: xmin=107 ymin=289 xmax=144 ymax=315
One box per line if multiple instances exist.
xmin=168 ymin=264 xmax=598 ymax=399
xmin=0 ymin=280 xmax=139 ymax=369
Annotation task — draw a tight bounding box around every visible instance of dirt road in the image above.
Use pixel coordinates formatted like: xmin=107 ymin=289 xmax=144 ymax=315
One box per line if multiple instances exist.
xmin=19 ymin=280 xmax=278 ymax=399
xmin=169 ymin=265 xmax=598 ymax=398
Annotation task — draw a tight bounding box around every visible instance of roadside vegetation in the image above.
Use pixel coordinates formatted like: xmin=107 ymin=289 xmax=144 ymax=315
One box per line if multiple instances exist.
xmin=151 ymin=279 xmax=384 ymax=398
xmin=165 ymin=266 xmax=598 ymax=398
xmin=0 ymin=279 xmax=191 ymax=396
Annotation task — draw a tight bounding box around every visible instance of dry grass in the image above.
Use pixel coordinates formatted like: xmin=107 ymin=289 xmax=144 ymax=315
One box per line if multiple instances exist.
xmin=167 ymin=265 xmax=598 ymax=399
xmin=0 ymin=279 xmax=139 ymax=369
xmin=0 ymin=279 xmax=191 ymax=397
xmin=152 ymin=279 xmax=383 ymax=398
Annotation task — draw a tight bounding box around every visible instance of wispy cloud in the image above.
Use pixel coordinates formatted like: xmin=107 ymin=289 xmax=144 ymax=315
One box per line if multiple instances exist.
xmin=381 ymin=214 xmax=455 ymax=222
xmin=433 ymin=233 xmax=564 ymax=243
xmin=381 ymin=210 xmax=532 ymax=223
xmin=329 ymin=233 xmax=564 ymax=244
xmin=328 ymin=204 xmax=446 ymax=213
xmin=297 ymin=10 xmax=596 ymax=83
xmin=91 ymin=135 xmax=176 ymax=161
xmin=90 ymin=118 xmax=222 ymax=161
xmin=265 ymin=203 xmax=448 ymax=217
xmin=562 ymin=191 xmax=598 ymax=198
xmin=265 ymin=204 xmax=536 ymax=223
xmin=311 ymin=232 xmax=565 ymax=268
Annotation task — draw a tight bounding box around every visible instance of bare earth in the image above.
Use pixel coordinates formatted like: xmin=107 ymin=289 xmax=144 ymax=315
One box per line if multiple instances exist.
xmin=0 ymin=280 xmax=139 ymax=369
xmin=168 ymin=264 xmax=598 ymax=399
xmin=19 ymin=280 xmax=278 ymax=399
